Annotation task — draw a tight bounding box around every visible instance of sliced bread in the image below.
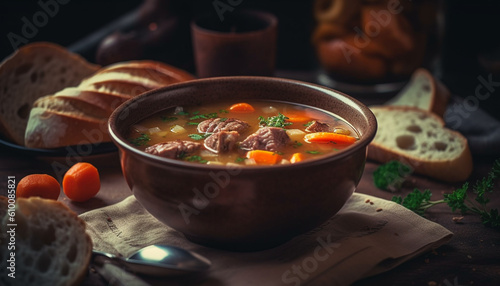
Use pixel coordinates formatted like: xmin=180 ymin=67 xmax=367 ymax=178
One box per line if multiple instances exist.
xmin=368 ymin=106 xmax=473 ymax=182
xmin=0 ymin=196 xmax=92 ymax=286
xmin=386 ymin=68 xmax=450 ymax=117
xmin=24 ymin=60 xmax=195 ymax=148
xmin=0 ymin=42 xmax=100 ymax=145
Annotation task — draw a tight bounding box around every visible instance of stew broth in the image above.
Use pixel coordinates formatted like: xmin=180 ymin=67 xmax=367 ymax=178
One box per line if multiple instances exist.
xmin=128 ymin=100 xmax=359 ymax=165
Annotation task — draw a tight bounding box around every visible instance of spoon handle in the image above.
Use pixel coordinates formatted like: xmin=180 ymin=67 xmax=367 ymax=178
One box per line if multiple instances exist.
xmin=93 ymin=256 xmax=150 ymax=286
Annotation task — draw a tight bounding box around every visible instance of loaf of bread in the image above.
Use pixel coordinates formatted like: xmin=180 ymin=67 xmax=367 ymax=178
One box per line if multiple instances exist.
xmin=0 ymin=42 xmax=100 ymax=145
xmin=0 ymin=196 xmax=92 ymax=286
xmin=368 ymin=106 xmax=473 ymax=182
xmin=386 ymin=68 xmax=450 ymax=117
xmin=25 ymin=60 xmax=195 ymax=148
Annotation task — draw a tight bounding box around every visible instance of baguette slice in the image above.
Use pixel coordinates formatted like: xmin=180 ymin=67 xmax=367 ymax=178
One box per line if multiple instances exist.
xmin=0 ymin=196 xmax=92 ymax=286
xmin=25 ymin=60 xmax=195 ymax=148
xmin=386 ymin=68 xmax=450 ymax=117
xmin=368 ymin=106 xmax=473 ymax=182
xmin=0 ymin=42 xmax=100 ymax=145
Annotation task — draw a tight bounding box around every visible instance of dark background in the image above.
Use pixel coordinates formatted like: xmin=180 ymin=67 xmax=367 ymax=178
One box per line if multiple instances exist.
xmin=1 ymin=0 xmax=500 ymax=119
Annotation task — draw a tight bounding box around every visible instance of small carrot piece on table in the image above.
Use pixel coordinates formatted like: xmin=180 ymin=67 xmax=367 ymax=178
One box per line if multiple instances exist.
xmin=63 ymin=162 xmax=101 ymax=202
xmin=17 ymin=174 xmax=60 ymax=200
xmin=246 ymin=150 xmax=282 ymax=165
xmin=229 ymin=103 xmax=255 ymax=113
xmin=290 ymin=152 xmax=305 ymax=164
xmin=304 ymin=132 xmax=357 ymax=144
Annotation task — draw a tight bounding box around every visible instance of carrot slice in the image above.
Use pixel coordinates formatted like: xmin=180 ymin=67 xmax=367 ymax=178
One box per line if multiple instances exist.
xmin=63 ymin=162 xmax=100 ymax=202
xmin=17 ymin=174 xmax=60 ymax=200
xmin=290 ymin=153 xmax=305 ymax=164
xmin=284 ymin=113 xmax=311 ymax=123
xmin=304 ymin=132 xmax=357 ymax=144
xmin=229 ymin=103 xmax=255 ymax=113
xmin=246 ymin=150 xmax=282 ymax=165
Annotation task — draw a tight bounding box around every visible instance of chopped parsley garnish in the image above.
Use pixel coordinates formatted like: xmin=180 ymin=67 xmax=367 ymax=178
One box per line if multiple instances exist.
xmin=306 ymin=150 xmax=322 ymax=155
xmin=219 ymin=117 xmax=228 ymax=122
xmin=219 ymin=109 xmax=229 ymax=114
xmin=161 ymin=116 xmax=178 ymax=122
xmin=186 ymin=122 xmax=199 ymax=126
xmin=292 ymin=141 xmax=303 ymax=148
xmin=258 ymin=113 xmax=293 ymax=128
xmin=304 ymin=121 xmax=313 ymax=127
xmin=129 ymin=133 xmax=150 ymax=146
xmin=177 ymin=111 xmax=190 ymax=116
xmin=185 ymin=155 xmax=208 ymax=164
xmin=188 ymin=133 xmax=211 ymax=140
xmin=189 ymin=112 xmax=218 ymax=120
xmin=235 ymin=157 xmax=246 ymax=163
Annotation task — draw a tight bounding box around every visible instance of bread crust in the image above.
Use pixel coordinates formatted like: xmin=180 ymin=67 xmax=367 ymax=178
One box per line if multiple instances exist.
xmin=0 ymin=42 xmax=100 ymax=145
xmin=24 ymin=60 xmax=195 ymax=149
xmin=0 ymin=196 xmax=92 ymax=286
xmin=368 ymin=106 xmax=473 ymax=182
xmin=25 ymin=108 xmax=109 ymax=148
xmin=386 ymin=68 xmax=450 ymax=117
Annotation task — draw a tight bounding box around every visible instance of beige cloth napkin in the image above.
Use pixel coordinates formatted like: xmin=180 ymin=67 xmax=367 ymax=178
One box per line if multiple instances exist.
xmin=79 ymin=193 xmax=453 ymax=286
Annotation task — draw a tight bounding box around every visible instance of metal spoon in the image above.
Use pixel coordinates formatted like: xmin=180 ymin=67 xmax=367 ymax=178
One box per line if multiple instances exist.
xmin=92 ymin=245 xmax=211 ymax=276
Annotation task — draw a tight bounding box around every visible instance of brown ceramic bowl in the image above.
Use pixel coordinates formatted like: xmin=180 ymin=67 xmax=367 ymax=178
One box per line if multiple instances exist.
xmin=108 ymin=77 xmax=377 ymax=251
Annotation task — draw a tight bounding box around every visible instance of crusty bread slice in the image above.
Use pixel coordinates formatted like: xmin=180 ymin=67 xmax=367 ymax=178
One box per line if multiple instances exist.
xmin=0 ymin=42 xmax=100 ymax=145
xmin=25 ymin=108 xmax=109 ymax=148
xmin=24 ymin=60 xmax=195 ymax=149
xmin=386 ymin=68 xmax=450 ymax=117
xmin=0 ymin=196 xmax=92 ymax=286
xmin=368 ymin=106 xmax=473 ymax=182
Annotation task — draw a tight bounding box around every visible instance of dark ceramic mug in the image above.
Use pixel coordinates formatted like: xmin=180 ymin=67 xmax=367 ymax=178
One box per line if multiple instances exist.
xmin=191 ymin=10 xmax=278 ymax=78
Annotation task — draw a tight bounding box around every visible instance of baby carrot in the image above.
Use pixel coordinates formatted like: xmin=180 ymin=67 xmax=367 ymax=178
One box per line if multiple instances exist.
xmin=63 ymin=162 xmax=100 ymax=202
xmin=304 ymin=132 xmax=357 ymax=144
xmin=290 ymin=153 xmax=305 ymax=164
xmin=17 ymin=174 xmax=60 ymax=200
xmin=229 ymin=103 xmax=255 ymax=113
xmin=246 ymin=150 xmax=282 ymax=165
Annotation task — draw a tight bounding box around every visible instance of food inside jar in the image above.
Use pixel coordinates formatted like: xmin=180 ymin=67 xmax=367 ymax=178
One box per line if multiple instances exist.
xmin=127 ymin=100 xmax=359 ymax=165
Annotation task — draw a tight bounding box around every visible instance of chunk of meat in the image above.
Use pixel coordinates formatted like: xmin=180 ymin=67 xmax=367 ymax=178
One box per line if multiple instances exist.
xmin=145 ymin=140 xmax=201 ymax=159
xmin=204 ymin=131 xmax=239 ymax=153
xmin=305 ymin=120 xmax=332 ymax=133
xmin=240 ymin=127 xmax=290 ymax=152
xmin=197 ymin=118 xmax=250 ymax=133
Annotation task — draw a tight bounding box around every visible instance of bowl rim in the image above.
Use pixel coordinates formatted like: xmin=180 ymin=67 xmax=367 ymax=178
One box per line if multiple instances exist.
xmin=108 ymin=76 xmax=377 ymax=171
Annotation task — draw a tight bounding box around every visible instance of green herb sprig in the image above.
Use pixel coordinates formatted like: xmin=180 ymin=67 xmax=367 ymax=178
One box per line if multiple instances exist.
xmin=129 ymin=133 xmax=151 ymax=146
xmin=391 ymin=159 xmax=500 ymax=227
xmin=373 ymin=160 xmax=413 ymax=192
xmin=258 ymin=113 xmax=292 ymax=128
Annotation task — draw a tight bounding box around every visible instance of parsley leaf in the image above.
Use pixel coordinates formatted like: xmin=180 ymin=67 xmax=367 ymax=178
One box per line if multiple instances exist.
xmin=306 ymin=150 xmax=322 ymax=155
xmin=129 ymin=133 xmax=151 ymax=146
xmin=292 ymin=141 xmax=303 ymax=148
xmin=161 ymin=116 xmax=178 ymax=122
xmin=235 ymin=157 xmax=246 ymax=163
xmin=373 ymin=161 xmax=413 ymax=192
xmin=185 ymin=155 xmax=208 ymax=164
xmin=392 ymin=159 xmax=500 ymax=228
xmin=189 ymin=112 xmax=218 ymax=120
xmin=188 ymin=134 xmax=211 ymax=140
xmin=186 ymin=122 xmax=199 ymax=126
xmin=304 ymin=121 xmax=313 ymax=127
xmin=258 ymin=113 xmax=293 ymax=128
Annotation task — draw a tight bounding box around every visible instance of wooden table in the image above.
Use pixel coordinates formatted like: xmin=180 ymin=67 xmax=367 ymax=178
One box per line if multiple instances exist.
xmin=1 ymin=141 xmax=498 ymax=285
